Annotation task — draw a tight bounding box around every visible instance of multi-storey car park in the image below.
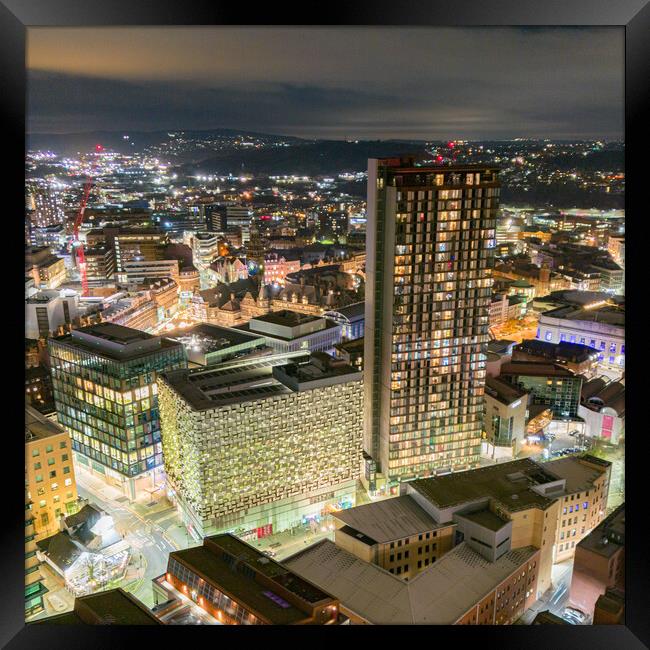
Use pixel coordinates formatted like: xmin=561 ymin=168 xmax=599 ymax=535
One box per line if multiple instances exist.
xmin=157 ymin=352 xmax=363 ymax=540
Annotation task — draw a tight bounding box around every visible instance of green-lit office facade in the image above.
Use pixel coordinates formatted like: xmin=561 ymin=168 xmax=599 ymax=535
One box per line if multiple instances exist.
xmin=48 ymin=338 xmax=186 ymax=498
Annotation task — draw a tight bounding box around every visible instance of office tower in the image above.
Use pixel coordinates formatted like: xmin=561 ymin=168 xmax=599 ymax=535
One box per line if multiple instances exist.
xmin=48 ymin=323 xmax=187 ymax=500
xmin=158 ymin=352 xmax=362 ymax=538
xmin=365 ymin=157 xmax=499 ymax=490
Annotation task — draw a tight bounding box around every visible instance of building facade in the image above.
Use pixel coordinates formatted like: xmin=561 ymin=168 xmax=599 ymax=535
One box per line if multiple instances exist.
xmin=365 ymin=158 xmax=498 ymax=488
xmin=48 ymin=323 xmax=186 ymax=500
xmin=569 ymin=503 xmax=624 ymax=618
xmin=158 ymin=353 xmax=363 ymax=538
xmin=26 ymin=406 xmax=79 ymax=537
xmin=152 ymin=535 xmax=342 ymax=625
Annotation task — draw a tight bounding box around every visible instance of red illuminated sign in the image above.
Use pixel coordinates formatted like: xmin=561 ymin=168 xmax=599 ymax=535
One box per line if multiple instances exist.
xmin=257 ymin=524 xmax=273 ymax=539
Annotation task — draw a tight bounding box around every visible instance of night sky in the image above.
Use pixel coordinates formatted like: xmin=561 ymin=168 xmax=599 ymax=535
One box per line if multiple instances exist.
xmin=27 ymin=27 xmax=624 ymax=140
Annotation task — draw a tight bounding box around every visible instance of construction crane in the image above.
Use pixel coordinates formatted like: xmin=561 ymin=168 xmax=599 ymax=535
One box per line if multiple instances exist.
xmin=73 ymin=144 xmax=103 ymax=296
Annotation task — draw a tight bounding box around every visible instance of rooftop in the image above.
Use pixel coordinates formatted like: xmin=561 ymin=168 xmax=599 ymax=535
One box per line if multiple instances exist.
xmin=500 ymin=361 xmax=576 ymax=378
xmin=168 ymin=323 xmax=264 ymax=352
xmin=578 ymin=503 xmax=625 ymax=558
xmin=272 ymin=352 xmax=361 ymax=390
xmin=457 ymin=508 xmax=510 ymax=532
xmin=543 ymin=455 xmax=611 ymax=495
xmin=159 ymin=352 xmax=310 ymax=410
xmin=25 ymin=405 xmax=66 ymax=443
xmin=324 ymin=301 xmax=365 ymax=320
xmin=170 ymin=535 xmax=335 ymax=624
xmin=50 ymin=323 xmax=182 ymax=362
xmin=284 ymin=540 xmax=537 ymax=624
xmin=333 ymin=495 xmax=444 ymax=544
xmin=485 ymin=376 xmax=528 ymax=406
xmin=541 ymin=304 xmax=625 ymax=328
xmin=408 ymin=458 xmax=559 ymax=512
xmin=32 ymin=589 xmax=161 ymax=625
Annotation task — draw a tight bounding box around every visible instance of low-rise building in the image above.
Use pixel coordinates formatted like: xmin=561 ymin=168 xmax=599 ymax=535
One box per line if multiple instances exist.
xmin=569 ymin=503 xmax=624 ymax=618
xmin=543 ymin=455 xmax=612 ymax=562
xmin=483 ymin=376 xmax=529 ymax=459
xmin=537 ymin=300 xmax=625 ymax=372
xmin=499 ymin=360 xmax=583 ymax=419
xmin=579 ymin=377 xmax=625 ymax=445
xmin=513 ymin=339 xmax=599 ymax=379
xmin=26 ymin=290 xmax=79 ymax=340
xmin=26 ymin=247 xmax=67 ymax=290
xmin=31 ymin=588 xmax=162 ymax=625
xmin=236 ymin=310 xmax=343 ymax=354
xmin=331 ymin=496 xmax=456 ymax=580
xmin=26 ymin=406 xmax=79 ymax=537
xmin=285 ymin=539 xmax=540 ymax=625
xmin=35 ymin=504 xmax=131 ymax=597
xmin=323 ymin=301 xmax=365 ymax=340
xmin=25 ymin=491 xmax=48 ymax=619
xmin=167 ymin=323 xmax=268 ymax=367
xmin=152 ymin=534 xmax=343 ymax=625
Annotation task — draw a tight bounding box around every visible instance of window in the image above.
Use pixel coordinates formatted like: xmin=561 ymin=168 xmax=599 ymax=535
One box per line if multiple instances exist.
xmin=63 ymin=467 xmax=71 ymax=475
xmin=35 ymin=474 xmax=43 ymax=483
xmin=49 ymin=471 xmax=56 ymax=479
xmin=545 ymin=331 xmax=553 ymax=342
xmin=64 ymin=478 xmax=72 ymax=487
xmin=32 ymin=449 xmax=39 ymax=457
xmin=46 ymin=445 xmax=53 ymax=453
xmin=34 ymin=463 xmax=41 ymax=470
xmin=59 ymin=441 xmax=67 ymax=449
xmin=61 ymin=454 xmax=68 ymax=462
xmin=48 ymin=458 xmax=55 ymax=466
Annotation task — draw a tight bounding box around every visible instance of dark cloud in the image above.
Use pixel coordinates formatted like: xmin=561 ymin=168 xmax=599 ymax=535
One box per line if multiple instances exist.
xmin=27 ymin=27 xmax=623 ymax=140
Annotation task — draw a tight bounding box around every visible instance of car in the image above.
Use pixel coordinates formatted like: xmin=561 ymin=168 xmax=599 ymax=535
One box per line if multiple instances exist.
xmin=561 ymin=614 xmax=578 ymax=625
xmin=262 ymin=549 xmax=276 ymax=557
xmin=564 ymin=607 xmax=587 ymax=622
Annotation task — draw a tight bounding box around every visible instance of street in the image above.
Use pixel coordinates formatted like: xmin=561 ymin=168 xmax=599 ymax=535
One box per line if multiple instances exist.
xmin=72 ymin=465 xmax=190 ymax=607
xmin=517 ymin=560 xmax=575 ymax=624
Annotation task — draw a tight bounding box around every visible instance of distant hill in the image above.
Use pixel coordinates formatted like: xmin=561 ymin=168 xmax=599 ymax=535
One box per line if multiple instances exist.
xmin=26 ymin=128 xmax=306 ymax=157
xmin=185 ymin=140 xmax=429 ymax=176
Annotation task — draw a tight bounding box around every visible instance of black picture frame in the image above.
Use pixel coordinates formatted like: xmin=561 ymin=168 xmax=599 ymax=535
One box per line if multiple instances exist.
xmin=2 ymin=1 xmax=647 ymax=647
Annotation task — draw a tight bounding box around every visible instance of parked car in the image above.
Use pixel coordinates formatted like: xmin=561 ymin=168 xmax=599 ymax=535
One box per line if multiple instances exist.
xmin=564 ymin=607 xmax=587 ymax=623
xmin=262 ymin=550 xmax=276 ymax=557
xmin=561 ymin=613 xmax=578 ymax=624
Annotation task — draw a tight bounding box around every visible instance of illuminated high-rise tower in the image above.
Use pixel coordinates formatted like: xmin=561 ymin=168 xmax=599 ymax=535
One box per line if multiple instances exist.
xmin=364 ymin=157 xmax=499 ymax=490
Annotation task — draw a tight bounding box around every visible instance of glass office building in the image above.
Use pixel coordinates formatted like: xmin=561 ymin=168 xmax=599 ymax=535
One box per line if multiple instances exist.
xmin=365 ymin=158 xmax=499 ymax=489
xmin=48 ymin=323 xmax=186 ymax=499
